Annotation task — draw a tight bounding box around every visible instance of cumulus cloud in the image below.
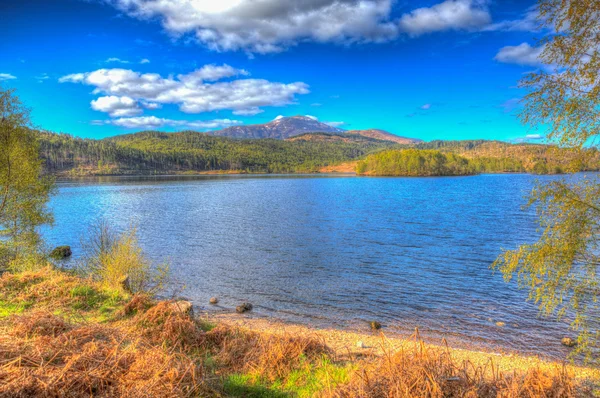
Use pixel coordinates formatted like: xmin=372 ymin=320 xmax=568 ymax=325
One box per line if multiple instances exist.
xmin=59 ymin=64 xmax=309 ymax=116
xmin=102 ymin=116 xmax=243 ymax=130
xmin=398 ymin=0 xmax=491 ymax=36
xmin=140 ymin=58 xmax=151 ymax=64
xmin=494 ymin=43 xmax=544 ymax=66
xmin=104 ymin=0 xmax=496 ymax=53
xmin=91 ymin=96 xmax=142 ymax=117
xmin=106 ymin=0 xmax=399 ymax=53
xmin=0 ymin=73 xmax=17 ymax=81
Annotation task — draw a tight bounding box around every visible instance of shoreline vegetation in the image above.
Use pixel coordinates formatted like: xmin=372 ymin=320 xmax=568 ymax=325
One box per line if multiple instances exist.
xmin=1 ymin=266 xmax=597 ymax=397
xmin=39 ymin=130 xmax=600 ymax=177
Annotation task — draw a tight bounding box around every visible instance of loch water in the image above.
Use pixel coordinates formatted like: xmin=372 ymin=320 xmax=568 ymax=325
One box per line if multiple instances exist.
xmin=43 ymin=173 xmax=592 ymax=359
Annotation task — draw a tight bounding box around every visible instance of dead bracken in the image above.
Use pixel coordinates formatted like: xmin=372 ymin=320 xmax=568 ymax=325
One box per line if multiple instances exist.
xmin=0 ymin=268 xmax=594 ymax=397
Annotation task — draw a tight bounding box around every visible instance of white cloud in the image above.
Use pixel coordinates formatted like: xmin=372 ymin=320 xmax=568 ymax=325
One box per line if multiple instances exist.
xmin=140 ymin=58 xmax=151 ymax=64
xmin=104 ymin=116 xmax=243 ymax=130
xmin=305 ymin=115 xmax=318 ymax=121
xmin=398 ymin=0 xmax=491 ymax=36
xmin=178 ymin=64 xmax=248 ymax=83
xmin=273 ymin=115 xmax=285 ymax=121
xmin=107 ymin=0 xmax=399 ymax=53
xmin=512 ymin=133 xmax=545 ymax=143
xmin=59 ymin=73 xmax=85 ymax=83
xmin=60 ymin=65 xmax=309 ymax=116
xmin=232 ymin=108 xmax=263 ymax=116
xmin=324 ymin=121 xmax=345 ymax=127
xmin=106 ymin=57 xmax=131 ymax=64
xmin=485 ymin=7 xmax=540 ymax=32
xmin=421 ymin=103 xmax=431 ymax=110
xmin=91 ymin=96 xmax=142 ymax=117
xmin=142 ymin=101 xmax=161 ymax=110
xmin=494 ymin=43 xmax=544 ymax=66
xmin=0 ymin=73 xmax=17 ymax=81
xmin=526 ymin=134 xmax=544 ymax=140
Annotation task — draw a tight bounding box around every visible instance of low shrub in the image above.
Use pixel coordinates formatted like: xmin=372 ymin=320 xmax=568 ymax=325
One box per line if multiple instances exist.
xmin=79 ymin=221 xmax=169 ymax=294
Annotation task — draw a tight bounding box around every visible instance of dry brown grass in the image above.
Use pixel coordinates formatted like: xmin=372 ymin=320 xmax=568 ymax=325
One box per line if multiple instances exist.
xmin=204 ymin=325 xmax=331 ymax=383
xmin=0 ymin=315 xmax=205 ymax=397
xmin=9 ymin=311 xmax=70 ymax=338
xmin=136 ymin=301 xmax=204 ymax=349
xmin=329 ymin=338 xmax=580 ymax=398
xmin=0 ymin=269 xmax=595 ymax=397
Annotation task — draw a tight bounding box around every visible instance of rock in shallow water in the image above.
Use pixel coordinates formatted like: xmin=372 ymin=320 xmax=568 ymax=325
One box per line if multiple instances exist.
xmin=49 ymin=246 xmax=72 ymax=260
xmin=209 ymin=297 xmax=219 ymax=305
xmin=561 ymin=337 xmax=576 ymax=347
xmin=236 ymin=302 xmax=253 ymax=313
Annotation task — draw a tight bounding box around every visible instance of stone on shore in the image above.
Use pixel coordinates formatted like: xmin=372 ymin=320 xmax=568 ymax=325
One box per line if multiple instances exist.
xmin=236 ymin=302 xmax=253 ymax=313
xmin=369 ymin=321 xmax=382 ymax=330
xmin=169 ymin=300 xmax=194 ymax=316
xmin=561 ymin=337 xmax=576 ymax=347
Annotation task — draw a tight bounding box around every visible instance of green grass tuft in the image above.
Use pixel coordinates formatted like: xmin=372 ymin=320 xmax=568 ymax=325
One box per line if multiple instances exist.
xmin=224 ymin=374 xmax=289 ymax=398
xmin=0 ymin=300 xmax=32 ymax=318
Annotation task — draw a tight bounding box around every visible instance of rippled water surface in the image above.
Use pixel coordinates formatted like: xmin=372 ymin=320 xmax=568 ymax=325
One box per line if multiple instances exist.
xmin=43 ymin=174 xmax=587 ymax=359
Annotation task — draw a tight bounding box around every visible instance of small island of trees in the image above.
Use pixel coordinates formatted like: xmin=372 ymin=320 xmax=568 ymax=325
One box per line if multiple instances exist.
xmin=356 ymin=149 xmax=476 ymax=176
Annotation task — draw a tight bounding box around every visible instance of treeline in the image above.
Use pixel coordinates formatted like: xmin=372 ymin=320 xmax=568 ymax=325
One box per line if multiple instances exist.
xmin=356 ymin=149 xmax=475 ymax=176
xmin=38 ymin=131 xmax=600 ymax=177
xmin=39 ymin=131 xmax=396 ymax=175
xmin=356 ymin=145 xmax=600 ymax=177
xmin=415 ymin=140 xmax=600 ymax=174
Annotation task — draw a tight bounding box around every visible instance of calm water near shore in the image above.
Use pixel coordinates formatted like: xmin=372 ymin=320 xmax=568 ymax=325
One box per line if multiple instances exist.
xmin=43 ymin=173 xmax=594 ymax=359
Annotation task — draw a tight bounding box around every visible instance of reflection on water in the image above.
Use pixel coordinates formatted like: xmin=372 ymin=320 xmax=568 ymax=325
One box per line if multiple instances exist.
xmin=43 ymin=173 xmax=590 ymax=359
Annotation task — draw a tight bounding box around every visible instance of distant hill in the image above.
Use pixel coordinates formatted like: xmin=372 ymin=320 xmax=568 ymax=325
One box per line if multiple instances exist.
xmin=211 ymin=116 xmax=343 ymax=139
xmin=210 ymin=116 xmax=422 ymax=144
xmin=345 ymin=129 xmax=422 ymax=145
xmin=38 ymin=130 xmax=396 ymax=176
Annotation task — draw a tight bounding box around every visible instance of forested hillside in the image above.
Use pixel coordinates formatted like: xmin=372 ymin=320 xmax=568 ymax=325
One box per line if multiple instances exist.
xmin=39 ymin=131 xmax=397 ymax=175
xmin=38 ymin=131 xmax=600 ymax=176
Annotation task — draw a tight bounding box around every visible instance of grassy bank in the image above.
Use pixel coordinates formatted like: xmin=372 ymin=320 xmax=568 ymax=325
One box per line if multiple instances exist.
xmin=0 ymin=267 xmax=597 ymax=397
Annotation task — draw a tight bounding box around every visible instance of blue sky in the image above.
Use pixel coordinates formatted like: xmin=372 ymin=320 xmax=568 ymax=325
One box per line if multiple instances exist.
xmin=0 ymin=0 xmax=546 ymax=141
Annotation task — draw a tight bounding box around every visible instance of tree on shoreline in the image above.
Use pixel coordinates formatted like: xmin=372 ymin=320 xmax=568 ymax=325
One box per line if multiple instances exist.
xmin=0 ymin=88 xmax=54 ymax=269
xmin=493 ymin=1 xmax=600 ymax=362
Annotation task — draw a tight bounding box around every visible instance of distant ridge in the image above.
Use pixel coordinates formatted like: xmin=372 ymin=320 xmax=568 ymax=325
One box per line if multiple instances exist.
xmin=346 ymin=129 xmax=422 ymax=145
xmin=209 ymin=116 xmax=422 ymax=144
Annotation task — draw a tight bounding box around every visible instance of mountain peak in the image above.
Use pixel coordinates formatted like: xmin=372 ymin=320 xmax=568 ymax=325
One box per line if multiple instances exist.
xmin=211 ymin=115 xmax=343 ymax=139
